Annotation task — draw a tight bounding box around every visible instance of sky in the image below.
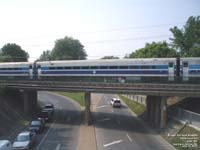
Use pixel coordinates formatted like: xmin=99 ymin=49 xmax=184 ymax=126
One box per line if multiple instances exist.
xmin=0 ymin=0 xmax=199 ymax=61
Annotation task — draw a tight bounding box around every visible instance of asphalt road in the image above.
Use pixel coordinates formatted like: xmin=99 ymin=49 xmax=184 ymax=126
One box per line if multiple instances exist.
xmin=33 ymin=91 xmax=82 ymax=150
xmin=94 ymin=94 xmax=175 ymax=150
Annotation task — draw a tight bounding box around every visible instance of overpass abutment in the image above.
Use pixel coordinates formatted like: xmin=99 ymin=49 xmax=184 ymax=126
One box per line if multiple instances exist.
xmin=146 ymin=96 xmax=167 ymax=128
xmin=85 ymin=92 xmax=91 ymax=125
xmin=23 ymin=90 xmax=38 ymax=115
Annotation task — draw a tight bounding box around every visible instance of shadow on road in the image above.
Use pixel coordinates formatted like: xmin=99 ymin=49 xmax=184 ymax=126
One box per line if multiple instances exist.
xmin=92 ymin=110 xmax=157 ymax=135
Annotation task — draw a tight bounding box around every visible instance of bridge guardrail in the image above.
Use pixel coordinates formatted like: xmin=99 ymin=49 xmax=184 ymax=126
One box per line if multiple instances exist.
xmin=0 ymin=80 xmax=200 ymax=96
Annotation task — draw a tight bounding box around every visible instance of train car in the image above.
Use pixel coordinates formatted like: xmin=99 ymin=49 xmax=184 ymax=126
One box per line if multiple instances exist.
xmin=180 ymin=57 xmax=200 ymax=81
xmin=36 ymin=58 xmax=177 ymax=82
xmin=0 ymin=62 xmax=33 ymax=79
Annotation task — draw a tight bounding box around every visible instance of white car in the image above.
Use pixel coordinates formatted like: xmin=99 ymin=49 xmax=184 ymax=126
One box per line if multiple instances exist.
xmin=110 ymin=98 xmax=121 ymax=108
xmin=0 ymin=140 xmax=11 ymax=150
xmin=43 ymin=104 xmax=54 ymax=116
xmin=12 ymin=131 xmax=36 ymax=150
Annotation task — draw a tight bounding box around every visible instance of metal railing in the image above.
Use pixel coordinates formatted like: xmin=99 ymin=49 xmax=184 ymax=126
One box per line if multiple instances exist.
xmin=0 ymin=80 xmax=200 ymax=96
xmin=169 ymin=107 xmax=200 ymax=129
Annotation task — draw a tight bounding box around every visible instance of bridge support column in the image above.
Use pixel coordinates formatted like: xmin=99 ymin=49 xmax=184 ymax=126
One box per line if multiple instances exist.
xmin=146 ymin=96 xmax=167 ymax=128
xmin=85 ymin=92 xmax=91 ymax=125
xmin=23 ymin=90 xmax=37 ymax=115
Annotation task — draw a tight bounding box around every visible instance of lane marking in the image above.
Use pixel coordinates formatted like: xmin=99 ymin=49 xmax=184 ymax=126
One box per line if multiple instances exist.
xmin=98 ymin=118 xmax=111 ymax=122
xmin=55 ymin=144 xmax=61 ymax=150
xmin=96 ymin=105 xmax=107 ymax=109
xmin=104 ymin=139 xmax=123 ymax=147
xmin=36 ymin=121 xmax=55 ymax=150
xmin=126 ymin=133 xmax=133 ymax=142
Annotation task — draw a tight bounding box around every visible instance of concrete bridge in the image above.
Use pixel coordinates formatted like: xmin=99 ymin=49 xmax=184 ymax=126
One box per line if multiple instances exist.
xmin=1 ymin=80 xmax=200 ymax=129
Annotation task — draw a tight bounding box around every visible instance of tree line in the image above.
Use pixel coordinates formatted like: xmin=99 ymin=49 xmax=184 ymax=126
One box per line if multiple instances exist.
xmin=0 ymin=16 xmax=199 ymax=63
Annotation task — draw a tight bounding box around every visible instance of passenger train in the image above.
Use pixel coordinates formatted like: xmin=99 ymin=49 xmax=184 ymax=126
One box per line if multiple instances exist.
xmin=0 ymin=58 xmax=199 ymax=82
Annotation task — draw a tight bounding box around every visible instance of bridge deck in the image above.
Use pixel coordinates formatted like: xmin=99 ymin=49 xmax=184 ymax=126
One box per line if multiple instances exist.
xmin=0 ymin=80 xmax=200 ymax=97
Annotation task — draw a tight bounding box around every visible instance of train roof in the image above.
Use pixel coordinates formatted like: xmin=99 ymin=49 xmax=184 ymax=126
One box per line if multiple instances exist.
xmin=37 ymin=58 xmax=176 ymax=66
xmin=180 ymin=57 xmax=200 ymax=60
xmin=0 ymin=62 xmax=32 ymax=67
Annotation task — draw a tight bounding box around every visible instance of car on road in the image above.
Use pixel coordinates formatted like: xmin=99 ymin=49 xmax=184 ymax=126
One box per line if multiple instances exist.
xmin=0 ymin=140 xmax=11 ymax=150
xmin=110 ymin=98 xmax=121 ymax=108
xmin=38 ymin=110 xmax=53 ymax=122
xmin=12 ymin=131 xmax=36 ymax=150
xmin=28 ymin=120 xmax=44 ymax=133
xmin=43 ymin=104 xmax=54 ymax=115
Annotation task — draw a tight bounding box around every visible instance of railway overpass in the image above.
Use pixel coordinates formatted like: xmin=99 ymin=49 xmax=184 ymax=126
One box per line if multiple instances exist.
xmin=1 ymin=80 xmax=200 ymax=129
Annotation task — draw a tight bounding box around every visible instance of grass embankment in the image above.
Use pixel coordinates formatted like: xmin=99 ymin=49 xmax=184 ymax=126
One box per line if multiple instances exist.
xmin=163 ymin=122 xmax=200 ymax=150
xmin=56 ymin=92 xmax=85 ymax=107
xmin=119 ymin=95 xmax=145 ymax=115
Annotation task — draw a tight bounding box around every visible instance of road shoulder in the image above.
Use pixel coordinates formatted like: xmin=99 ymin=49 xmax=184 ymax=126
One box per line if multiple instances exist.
xmin=51 ymin=92 xmax=99 ymax=150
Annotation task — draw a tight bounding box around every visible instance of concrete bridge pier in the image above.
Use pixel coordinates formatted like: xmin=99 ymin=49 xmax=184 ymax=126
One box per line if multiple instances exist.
xmin=23 ymin=90 xmax=38 ymax=115
xmin=146 ymin=96 xmax=167 ymax=128
xmin=85 ymin=92 xmax=91 ymax=125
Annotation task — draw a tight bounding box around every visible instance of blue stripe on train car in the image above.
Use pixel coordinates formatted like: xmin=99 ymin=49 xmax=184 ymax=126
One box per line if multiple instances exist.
xmin=96 ymin=70 xmax=168 ymax=74
xmin=40 ymin=65 xmax=169 ymax=70
xmin=0 ymin=71 xmax=28 ymax=74
xmin=41 ymin=70 xmax=93 ymax=74
xmin=189 ymin=70 xmax=200 ymax=75
xmin=21 ymin=67 xmax=29 ymax=70
xmin=189 ymin=65 xmax=200 ymax=69
xmin=41 ymin=70 xmax=169 ymax=75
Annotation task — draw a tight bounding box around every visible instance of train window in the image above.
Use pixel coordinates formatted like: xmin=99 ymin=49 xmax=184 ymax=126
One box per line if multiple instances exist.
xmin=49 ymin=67 xmax=55 ymax=70
xmin=81 ymin=66 xmax=89 ymax=69
xmin=13 ymin=68 xmax=19 ymax=70
xmin=100 ymin=66 xmax=108 ymax=69
xmin=141 ymin=66 xmax=150 ymax=69
xmin=119 ymin=66 xmax=128 ymax=69
xmin=151 ymin=66 xmax=156 ymax=69
xmin=57 ymin=67 xmax=63 ymax=70
xmin=183 ymin=62 xmax=188 ymax=67
xmin=130 ymin=66 xmax=138 ymax=69
xmin=73 ymin=66 xmax=80 ymax=69
xmin=169 ymin=62 xmax=174 ymax=68
xmin=64 ymin=66 xmax=72 ymax=69
xmin=37 ymin=65 xmax=41 ymax=69
xmin=29 ymin=65 xmax=32 ymax=69
xmin=91 ymin=66 xmax=98 ymax=69
xmin=109 ymin=66 xmax=118 ymax=69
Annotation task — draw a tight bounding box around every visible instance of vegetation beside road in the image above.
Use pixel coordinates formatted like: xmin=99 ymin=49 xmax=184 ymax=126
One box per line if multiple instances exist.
xmin=119 ymin=95 xmax=145 ymax=115
xmin=162 ymin=120 xmax=200 ymax=150
xmin=56 ymin=92 xmax=85 ymax=107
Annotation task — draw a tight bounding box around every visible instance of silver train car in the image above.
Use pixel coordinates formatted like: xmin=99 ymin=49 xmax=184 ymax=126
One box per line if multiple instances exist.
xmin=36 ymin=58 xmax=177 ymax=81
xmin=0 ymin=57 xmax=199 ymax=82
xmin=180 ymin=58 xmax=200 ymax=81
xmin=0 ymin=62 xmax=33 ymax=79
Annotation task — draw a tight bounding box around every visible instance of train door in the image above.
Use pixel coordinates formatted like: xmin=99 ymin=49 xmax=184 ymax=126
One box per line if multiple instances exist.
xmin=29 ymin=65 xmax=33 ymax=79
xmin=37 ymin=65 xmax=41 ymax=79
xmin=182 ymin=62 xmax=189 ymax=81
xmin=168 ymin=62 xmax=174 ymax=81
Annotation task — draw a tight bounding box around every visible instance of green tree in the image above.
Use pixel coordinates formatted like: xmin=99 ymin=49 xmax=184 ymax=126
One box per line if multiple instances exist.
xmin=51 ymin=36 xmax=87 ymax=60
xmin=101 ymin=56 xmax=119 ymax=59
xmin=39 ymin=50 xmax=52 ymax=61
xmin=0 ymin=43 xmax=29 ymax=62
xmin=128 ymin=41 xmax=177 ymax=58
xmin=170 ymin=16 xmax=200 ymax=57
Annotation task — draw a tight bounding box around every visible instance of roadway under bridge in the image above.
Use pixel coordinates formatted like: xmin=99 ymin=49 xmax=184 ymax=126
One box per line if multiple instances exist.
xmin=0 ymin=80 xmax=200 ymax=129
